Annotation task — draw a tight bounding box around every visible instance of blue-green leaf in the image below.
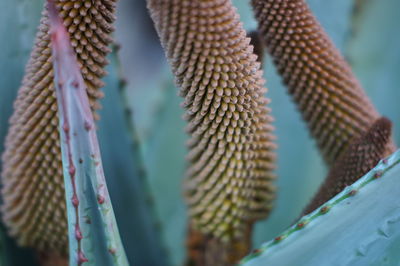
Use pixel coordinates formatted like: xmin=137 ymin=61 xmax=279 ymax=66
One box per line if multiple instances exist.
xmin=97 ymin=48 xmax=169 ymax=265
xmin=347 ymin=0 xmax=400 ymax=143
xmin=48 ymin=3 xmax=128 ymax=265
xmin=241 ymin=150 xmax=400 ymax=266
xmin=0 ymin=1 xmax=44 ymax=265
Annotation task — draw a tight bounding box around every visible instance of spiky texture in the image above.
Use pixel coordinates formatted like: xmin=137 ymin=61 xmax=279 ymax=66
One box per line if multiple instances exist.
xmin=1 ymin=0 xmax=117 ymax=253
xmin=251 ymin=0 xmax=395 ymax=164
xmin=303 ymin=117 xmax=393 ymax=215
xmin=148 ymin=0 xmax=276 ymax=241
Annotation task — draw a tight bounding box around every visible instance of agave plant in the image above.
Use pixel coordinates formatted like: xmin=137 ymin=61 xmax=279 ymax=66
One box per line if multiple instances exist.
xmin=0 ymin=0 xmax=399 ymax=265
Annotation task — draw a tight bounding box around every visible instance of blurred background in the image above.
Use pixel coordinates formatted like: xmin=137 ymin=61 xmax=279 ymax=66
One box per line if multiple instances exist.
xmin=1 ymin=0 xmax=399 ymax=265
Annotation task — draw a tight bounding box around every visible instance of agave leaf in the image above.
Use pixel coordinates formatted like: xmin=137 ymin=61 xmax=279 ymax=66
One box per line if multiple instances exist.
xmin=0 ymin=0 xmax=45 ymax=264
xmin=97 ymin=48 xmax=168 ymax=265
xmin=115 ymin=0 xmax=181 ymax=261
xmin=0 ymin=0 xmax=43 ymax=163
xmin=48 ymin=2 xmax=128 ymax=265
xmin=240 ymin=150 xmax=400 ymax=266
xmin=347 ymin=0 xmax=400 ymax=144
xmin=141 ymin=81 xmax=187 ymax=266
xmin=232 ymin=0 xmax=355 ymax=248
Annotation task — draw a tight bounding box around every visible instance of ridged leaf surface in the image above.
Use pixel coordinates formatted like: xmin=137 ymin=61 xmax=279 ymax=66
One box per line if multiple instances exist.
xmin=241 ymin=150 xmax=400 ymax=266
xmin=49 ymin=3 xmax=128 ymax=264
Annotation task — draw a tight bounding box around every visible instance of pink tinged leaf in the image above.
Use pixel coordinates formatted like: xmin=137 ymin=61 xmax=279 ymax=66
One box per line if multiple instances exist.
xmin=48 ymin=1 xmax=129 ymax=264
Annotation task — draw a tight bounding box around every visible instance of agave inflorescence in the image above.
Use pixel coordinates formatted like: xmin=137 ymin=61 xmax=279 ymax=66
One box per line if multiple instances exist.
xmin=303 ymin=116 xmax=393 ymax=214
xmin=250 ymin=0 xmax=396 ymax=224
xmin=251 ymin=0 xmax=396 ymax=165
xmin=1 ymin=0 xmax=118 ymax=255
xmin=147 ymin=0 xmax=276 ymax=264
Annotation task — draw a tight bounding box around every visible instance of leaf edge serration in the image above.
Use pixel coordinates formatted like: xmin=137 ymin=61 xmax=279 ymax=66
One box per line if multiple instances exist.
xmin=240 ymin=149 xmax=400 ymax=265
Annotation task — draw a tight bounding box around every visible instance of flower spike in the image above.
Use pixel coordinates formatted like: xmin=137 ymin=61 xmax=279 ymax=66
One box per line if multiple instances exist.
xmin=251 ymin=0 xmax=395 ymax=164
xmin=1 ymin=0 xmax=118 ymax=254
xmin=148 ymin=0 xmax=276 ymax=263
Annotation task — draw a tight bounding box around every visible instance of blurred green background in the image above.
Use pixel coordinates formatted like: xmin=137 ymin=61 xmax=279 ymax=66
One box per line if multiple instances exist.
xmin=1 ymin=0 xmax=399 ymax=265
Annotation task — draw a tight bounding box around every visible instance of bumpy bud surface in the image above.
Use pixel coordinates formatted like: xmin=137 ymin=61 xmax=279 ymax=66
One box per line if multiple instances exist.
xmin=251 ymin=0 xmax=394 ymax=164
xmin=1 ymin=0 xmax=117 ymax=253
xmin=147 ymin=0 xmax=276 ymax=241
xmin=303 ymin=117 xmax=393 ymax=215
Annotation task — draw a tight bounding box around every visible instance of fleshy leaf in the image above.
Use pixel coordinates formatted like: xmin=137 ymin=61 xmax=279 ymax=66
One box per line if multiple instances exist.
xmin=303 ymin=117 xmax=393 ymax=214
xmin=98 ymin=48 xmax=169 ymax=265
xmin=251 ymin=0 xmax=395 ymax=164
xmin=48 ymin=1 xmax=128 ymax=265
xmin=240 ymin=149 xmax=400 ymax=266
xmin=1 ymin=0 xmax=118 ymax=254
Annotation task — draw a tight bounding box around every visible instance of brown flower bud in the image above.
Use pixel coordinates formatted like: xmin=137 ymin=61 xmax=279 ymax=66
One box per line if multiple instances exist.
xmin=303 ymin=117 xmax=393 ymax=215
xmin=148 ymin=0 xmax=276 ymax=242
xmin=1 ymin=0 xmax=117 ymax=254
xmin=251 ymin=0 xmax=395 ymax=164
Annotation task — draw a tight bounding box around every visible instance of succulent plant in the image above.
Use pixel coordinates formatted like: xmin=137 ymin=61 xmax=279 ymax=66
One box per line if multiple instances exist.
xmin=1 ymin=0 xmax=117 ymax=257
xmin=0 ymin=0 xmax=399 ymax=265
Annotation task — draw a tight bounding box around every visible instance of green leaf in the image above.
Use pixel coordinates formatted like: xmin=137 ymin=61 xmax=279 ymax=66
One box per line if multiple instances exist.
xmin=240 ymin=150 xmax=400 ymax=266
xmin=115 ymin=1 xmax=187 ymax=264
xmin=97 ymin=48 xmax=169 ymax=265
xmin=0 ymin=0 xmax=44 ymax=265
xmin=347 ymin=0 xmax=400 ymax=144
xmin=48 ymin=3 xmax=128 ymax=265
xmin=0 ymin=0 xmax=43 ymax=163
xmin=233 ymin=0 xmax=355 ymax=249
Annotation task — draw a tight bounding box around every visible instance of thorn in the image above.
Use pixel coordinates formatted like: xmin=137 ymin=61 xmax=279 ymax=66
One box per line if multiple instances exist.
xmin=84 ymin=120 xmax=92 ymax=131
xmin=97 ymin=184 xmax=105 ymax=204
xmin=251 ymin=249 xmax=262 ymax=255
xmin=97 ymin=195 xmax=105 ymax=204
xmin=119 ymin=78 xmax=127 ymax=88
xmin=114 ymin=42 xmax=121 ymax=51
xmin=63 ymin=122 xmax=69 ymax=133
xmin=72 ymin=194 xmax=79 ymax=207
xmin=320 ymin=206 xmax=330 ymax=214
xmin=348 ymin=190 xmax=357 ymax=196
xmin=378 ymin=227 xmax=389 ymax=238
xmin=77 ymin=251 xmax=88 ymax=265
xmin=374 ymin=171 xmax=383 ymax=179
xmin=296 ymin=221 xmax=307 ymax=229
xmin=125 ymin=108 xmax=132 ymax=116
xmin=71 ymin=80 xmax=79 ymax=89
xmin=84 ymin=215 xmax=91 ymax=224
xmin=69 ymin=165 xmax=76 ymax=176
xmin=108 ymin=247 xmax=116 ymax=255
xmin=75 ymin=226 xmax=83 ymax=240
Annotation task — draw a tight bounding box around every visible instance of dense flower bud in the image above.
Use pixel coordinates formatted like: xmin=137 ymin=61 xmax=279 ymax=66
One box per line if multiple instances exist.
xmin=303 ymin=117 xmax=393 ymax=215
xmin=1 ymin=0 xmax=117 ymax=253
xmin=251 ymin=0 xmax=395 ymax=164
xmin=148 ymin=0 xmax=276 ymax=241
